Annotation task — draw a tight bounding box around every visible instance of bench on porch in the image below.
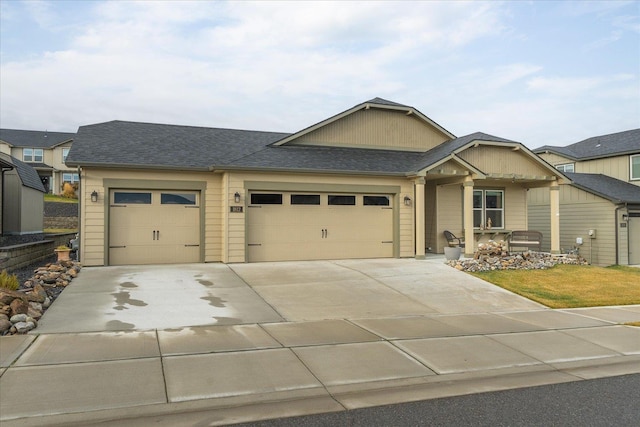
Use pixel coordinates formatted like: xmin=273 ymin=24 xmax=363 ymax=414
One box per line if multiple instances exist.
xmin=508 ymin=230 xmax=542 ymax=252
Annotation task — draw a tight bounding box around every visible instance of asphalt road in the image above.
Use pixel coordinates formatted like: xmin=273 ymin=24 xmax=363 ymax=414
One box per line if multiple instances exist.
xmin=237 ymin=374 xmax=640 ymax=427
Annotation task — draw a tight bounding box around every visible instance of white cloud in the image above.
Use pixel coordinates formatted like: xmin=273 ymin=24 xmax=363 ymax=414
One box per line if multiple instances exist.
xmin=0 ymin=0 xmax=638 ymax=147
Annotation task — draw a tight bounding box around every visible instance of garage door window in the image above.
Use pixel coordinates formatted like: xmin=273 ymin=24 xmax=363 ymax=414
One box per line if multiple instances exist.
xmin=161 ymin=193 xmax=197 ymax=205
xmin=363 ymin=196 xmax=390 ymax=206
xmin=251 ymin=193 xmax=283 ymax=204
xmin=291 ymin=194 xmax=320 ymax=205
xmin=114 ymin=192 xmax=152 ymax=204
xmin=328 ymin=195 xmax=356 ymax=205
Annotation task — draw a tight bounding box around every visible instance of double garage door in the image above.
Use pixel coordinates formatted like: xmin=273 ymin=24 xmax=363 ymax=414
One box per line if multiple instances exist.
xmin=247 ymin=191 xmax=394 ymax=262
xmin=109 ymin=190 xmax=201 ymax=265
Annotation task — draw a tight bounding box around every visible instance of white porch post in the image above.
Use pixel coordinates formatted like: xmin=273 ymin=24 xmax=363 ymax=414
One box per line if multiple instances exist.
xmin=415 ymin=177 xmax=425 ymax=259
xmin=550 ymin=181 xmax=560 ymax=254
xmin=463 ymin=177 xmax=475 ymax=256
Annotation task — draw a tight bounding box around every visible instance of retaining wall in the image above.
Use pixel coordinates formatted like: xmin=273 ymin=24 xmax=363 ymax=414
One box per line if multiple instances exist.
xmin=0 ymin=233 xmax=77 ymax=271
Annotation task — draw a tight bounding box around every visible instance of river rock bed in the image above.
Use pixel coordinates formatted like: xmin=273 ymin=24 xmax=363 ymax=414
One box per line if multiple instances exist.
xmin=0 ymin=261 xmax=81 ymax=335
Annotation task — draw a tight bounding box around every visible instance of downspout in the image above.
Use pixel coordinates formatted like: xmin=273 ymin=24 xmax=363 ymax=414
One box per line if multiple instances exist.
xmin=1 ymin=167 xmax=9 ymax=235
xmin=76 ymin=166 xmax=82 ymax=262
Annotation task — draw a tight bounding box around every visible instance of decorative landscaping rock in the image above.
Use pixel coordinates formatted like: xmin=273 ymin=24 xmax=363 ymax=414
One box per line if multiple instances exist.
xmin=446 ymin=245 xmax=588 ymax=272
xmin=0 ymin=261 xmax=81 ymax=335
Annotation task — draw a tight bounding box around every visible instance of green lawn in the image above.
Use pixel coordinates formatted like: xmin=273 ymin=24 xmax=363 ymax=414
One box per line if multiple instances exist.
xmin=470 ymin=265 xmax=640 ymax=308
xmin=44 ymin=194 xmax=78 ymax=203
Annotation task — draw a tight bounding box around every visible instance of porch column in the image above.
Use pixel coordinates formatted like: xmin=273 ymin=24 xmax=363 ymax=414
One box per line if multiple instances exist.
xmin=463 ymin=177 xmax=474 ymax=256
xmin=550 ymin=181 xmax=560 ymax=254
xmin=415 ymin=177 xmax=425 ymax=260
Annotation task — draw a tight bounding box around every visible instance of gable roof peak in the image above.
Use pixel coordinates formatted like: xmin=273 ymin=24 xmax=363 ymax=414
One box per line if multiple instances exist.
xmin=365 ymin=97 xmax=411 ymax=108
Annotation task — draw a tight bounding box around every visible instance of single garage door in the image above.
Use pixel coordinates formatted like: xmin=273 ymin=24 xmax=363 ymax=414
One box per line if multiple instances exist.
xmin=247 ymin=192 xmax=394 ymax=262
xmin=109 ymin=190 xmax=201 ymax=265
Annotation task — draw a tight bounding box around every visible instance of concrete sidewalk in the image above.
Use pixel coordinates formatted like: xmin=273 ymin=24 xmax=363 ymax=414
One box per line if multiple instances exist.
xmin=1 ymin=258 xmax=639 ymax=425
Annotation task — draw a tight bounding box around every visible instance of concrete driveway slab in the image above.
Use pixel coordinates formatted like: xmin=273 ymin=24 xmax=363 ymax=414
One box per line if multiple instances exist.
xmin=489 ymin=330 xmax=621 ymax=363
xmin=158 ymin=324 xmax=281 ymax=356
xmin=230 ymin=261 xmax=364 ymax=286
xmin=431 ymin=313 xmax=542 ymax=335
xmin=36 ymin=264 xmax=283 ymax=333
xmin=261 ymin=320 xmax=380 ymax=347
xmin=498 ymin=310 xmax=613 ymax=330
xmin=14 ymin=331 xmax=159 ymax=366
xmin=393 ymin=336 xmax=541 ymax=374
xmin=246 ymin=278 xmax=433 ymax=321
xmin=163 ymin=348 xmax=322 ymax=402
xmin=561 ymin=326 xmax=640 ymax=355
xmin=560 ymin=307 xmax=640 ymax=323
xmin=292 ymin=342 xmax=435 ymax=386
xmin=0 ymin=358 xmax=166 ymax=421
xmin=352 ymin=316 xmax=468 ymax=339
xmin=337 ymin=258 xmax=544 ymax=313
xmin=0 ymin=335 xmax=35 ymax=368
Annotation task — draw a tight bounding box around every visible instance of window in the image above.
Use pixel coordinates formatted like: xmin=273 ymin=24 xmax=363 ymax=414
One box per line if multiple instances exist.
xmin=161 ymin=193 xmax=196 ymax=205
xmin=23 ymin=148 xmax=43 ymax=162
xmin=291 ymin=194 xmax=320 ymax=205
xmin=114 ymin=192 xmax=151 ymax=204
xmin=631 ymin=155 xmax=640 ymax=180
xmin=473 ymin=189 xmax=504 ymax=229
xmin=62 ymin=148 xmax=70 ymax=163
xmin=363 ymin=195 xmax=390 ymax=206
xmin=556 ymin=163 xmax=574 ymax=173
xmin=328 ymin=195 xmax=355 ymax=205
xmin=62 ymin=173 xmax=79 ymax=183
xmin=251 ymin=193 xmax=282 ymax=205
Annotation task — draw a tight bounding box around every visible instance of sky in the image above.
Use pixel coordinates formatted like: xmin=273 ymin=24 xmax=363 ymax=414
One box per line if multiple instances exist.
xmin=0 ymin=1 xmax=638 ymax=149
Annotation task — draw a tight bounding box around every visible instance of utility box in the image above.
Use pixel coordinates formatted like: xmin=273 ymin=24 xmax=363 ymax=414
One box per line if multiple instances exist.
xmin=588 ymin=229 xmax=596 ymax=239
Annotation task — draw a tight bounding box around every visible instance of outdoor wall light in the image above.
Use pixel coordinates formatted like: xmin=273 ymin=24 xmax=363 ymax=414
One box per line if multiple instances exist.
xmin=404 ymin=195 xmax=412 ymax=206
xmin=91 ymin=190 xmax=98 ymax=203
xmin=234 ymin=192 xmax=241 ymax=203
xmin=622 ymin=214 xmax=629 ymax=221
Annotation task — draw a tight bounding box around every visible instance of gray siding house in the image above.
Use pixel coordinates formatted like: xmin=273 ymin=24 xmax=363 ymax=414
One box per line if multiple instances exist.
xmin=529 ymin=129 xmax=640 ymax=266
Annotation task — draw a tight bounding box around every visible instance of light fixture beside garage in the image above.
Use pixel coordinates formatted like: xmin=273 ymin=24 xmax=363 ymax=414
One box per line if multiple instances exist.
xmin=91 ymin=190 xmax=98 ymax=203
xmin=404 ymin=195 xmax=412 ymax=206
xmin=234 ymin=192 xmax=241 ymax=203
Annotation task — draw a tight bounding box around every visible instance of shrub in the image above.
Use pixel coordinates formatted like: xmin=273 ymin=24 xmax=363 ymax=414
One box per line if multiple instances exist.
xmin=61 ymin=182 xmax=78 ymax=199
xmin=0 ymin=269 xmax=19 ymax=291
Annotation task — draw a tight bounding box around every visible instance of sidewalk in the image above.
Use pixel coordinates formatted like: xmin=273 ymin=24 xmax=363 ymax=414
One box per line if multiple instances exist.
xmin=2 ymin=305 xmax=639 ymax=426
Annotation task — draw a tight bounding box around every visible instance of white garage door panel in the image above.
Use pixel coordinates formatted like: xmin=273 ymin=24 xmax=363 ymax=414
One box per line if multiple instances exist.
xmin=247 ymin=192 xmax=394 ymax=262
xmin=109 ymin=190 xmax=200 ymax=265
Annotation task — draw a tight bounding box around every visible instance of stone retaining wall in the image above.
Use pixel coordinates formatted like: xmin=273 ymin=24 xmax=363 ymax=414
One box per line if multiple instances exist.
xmin=0 ymin=233 xmax=76 ymax=271
xmin=44 ymin=216 xmax=78 ymax=230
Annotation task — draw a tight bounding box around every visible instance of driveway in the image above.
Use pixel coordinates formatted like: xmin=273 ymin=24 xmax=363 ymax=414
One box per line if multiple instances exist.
xmin=35 ymin=257 xmax=543 ymax=334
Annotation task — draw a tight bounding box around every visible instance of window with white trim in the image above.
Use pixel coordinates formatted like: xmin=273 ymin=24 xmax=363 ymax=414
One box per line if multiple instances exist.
xmin=556 ymin=163 xmax=574 ymax=173
xmin=473 ymin=189 xmax=504 ymax=229
xmin=631 ymin=155 xmax=640 ymax=180
xmin=62 ymin=173 xmax=79 ymax=183
xmin=23 ymin=148 xmax=43 ymax=162
xmin=62 ymin=148 xmax=70 ymax=163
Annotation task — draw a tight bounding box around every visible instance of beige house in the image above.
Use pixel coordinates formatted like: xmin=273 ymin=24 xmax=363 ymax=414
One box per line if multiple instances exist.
xmin=66 ymin=98 xmax=566 ymax=266
xmin=0 ymin=129 xmax=76 ymax=194
xmin=0 ymin=153 xmax=46 ymax=235
xmin=529 ymin=129 xmax=640 ymax=266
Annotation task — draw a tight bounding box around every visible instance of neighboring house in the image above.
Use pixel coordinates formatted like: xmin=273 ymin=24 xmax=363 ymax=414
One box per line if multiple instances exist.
xmin=0 ymin=153 xmax=46 ymax=235
xmin=66 ymin=98 xmax=566 ymax=266
xmin=0 ymin=128 xmax=77 ymax=194
xmin=529 ymin=129 xmax=640 ymax=266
